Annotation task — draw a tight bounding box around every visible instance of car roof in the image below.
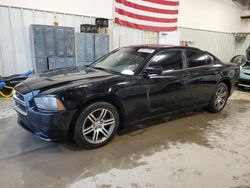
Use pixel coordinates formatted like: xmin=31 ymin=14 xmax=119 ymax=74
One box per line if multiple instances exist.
xmin=123 ymin=44 xmax=201 ymax=52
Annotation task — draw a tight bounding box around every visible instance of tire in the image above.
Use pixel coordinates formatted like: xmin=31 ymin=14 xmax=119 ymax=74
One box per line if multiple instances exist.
xmin=208 ymin=82 xmax=229 ymax=113
xmin=73 ymin=102 xmax=120 ymax=148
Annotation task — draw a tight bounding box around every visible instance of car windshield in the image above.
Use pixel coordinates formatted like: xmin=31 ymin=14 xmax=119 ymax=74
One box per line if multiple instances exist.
xmin=243 ymin=60 xmax=250 ymax=68
xmin=230 ymin=55 xmax=247 ymax=66
xmin=90 ymin=48 xmax=154 ymax=75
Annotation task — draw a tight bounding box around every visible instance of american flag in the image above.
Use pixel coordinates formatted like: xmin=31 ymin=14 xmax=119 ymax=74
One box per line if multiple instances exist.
xmin=114 ymin=0 xmax=179 ymax=32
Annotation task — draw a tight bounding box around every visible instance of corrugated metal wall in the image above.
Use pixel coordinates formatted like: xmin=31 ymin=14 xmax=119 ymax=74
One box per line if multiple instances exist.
xmin=234 ymin=34 xmax=250 ymax=56
xmin=0 ymin=6 xmax=96 ymax=76
xmin=0 ymin=5 xmax=249 ymax=76
xmin=110 ymin=22 xmax=158 ymax=49
xmin=179 ymin=27 xmax=236 ymax=62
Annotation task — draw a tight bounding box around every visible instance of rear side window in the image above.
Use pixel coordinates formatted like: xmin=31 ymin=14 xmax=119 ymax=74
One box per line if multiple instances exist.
xmin=186 ymin=50 xmax=207 ymax=68
xmin=150 ymin=50 xmax=183 ymax=71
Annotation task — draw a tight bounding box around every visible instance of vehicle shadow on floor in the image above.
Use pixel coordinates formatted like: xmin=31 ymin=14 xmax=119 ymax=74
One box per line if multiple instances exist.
xmin=62 ymin=97 xmax=250 ymax=151
xmin=62 ymin=106 xmax=224 ymax=151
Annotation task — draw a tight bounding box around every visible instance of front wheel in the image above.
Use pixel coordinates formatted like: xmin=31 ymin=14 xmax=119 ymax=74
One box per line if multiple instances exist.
xmin=73 ymin=102 xmax=120 ymax=148
xmin=208 ymin=82 xmax=229 ymax=113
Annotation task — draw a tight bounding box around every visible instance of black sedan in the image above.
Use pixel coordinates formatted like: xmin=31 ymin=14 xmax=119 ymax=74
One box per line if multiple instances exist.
xmin=14 ymin=45 xmax=239 ymax=148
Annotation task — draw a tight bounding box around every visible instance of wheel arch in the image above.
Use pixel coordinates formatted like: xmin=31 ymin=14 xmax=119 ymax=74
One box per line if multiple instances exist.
xmin=209 ymin=78 xmax=232 ymax=105
xmin=218 ymin=78 xmax=231 ymax=94
xmin=68 ymin=95 xmax=125 ymax=136
xmin=208 ymin=78 xmax=231 ymax=113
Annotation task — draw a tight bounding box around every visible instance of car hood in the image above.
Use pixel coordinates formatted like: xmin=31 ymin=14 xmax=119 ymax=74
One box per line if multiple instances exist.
xmin=18 ymin=66 xmax=114 ymax=94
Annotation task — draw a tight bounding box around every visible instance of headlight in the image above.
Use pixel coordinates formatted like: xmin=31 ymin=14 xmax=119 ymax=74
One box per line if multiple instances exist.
xmin=34 ymin=96 xmax=65 ymax=111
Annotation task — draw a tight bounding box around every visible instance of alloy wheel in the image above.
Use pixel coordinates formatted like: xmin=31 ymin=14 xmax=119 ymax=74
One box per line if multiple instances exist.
xmin=82 ymin=108 xmax=116 ymax=144
xmin=214 ymin=86 xmax=227 ymax=110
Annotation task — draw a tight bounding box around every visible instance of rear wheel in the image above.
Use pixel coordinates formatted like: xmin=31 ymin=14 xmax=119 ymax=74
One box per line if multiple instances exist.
xmin=208 ymin=82 xmax=229 ymax=113
xmin=73 ymin=102 xmax=119 ymax=148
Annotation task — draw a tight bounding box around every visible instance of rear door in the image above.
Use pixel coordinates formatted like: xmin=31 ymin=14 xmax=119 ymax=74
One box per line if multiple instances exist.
xmin=141 ymin=49 xmax=188 ymax=114
xmin=184 ymin=50 xmax=219 ymax=105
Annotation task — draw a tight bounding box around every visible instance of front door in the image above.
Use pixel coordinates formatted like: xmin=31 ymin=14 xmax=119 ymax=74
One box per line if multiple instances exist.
xmin=141 ymin=49 xmax=188 ymax=115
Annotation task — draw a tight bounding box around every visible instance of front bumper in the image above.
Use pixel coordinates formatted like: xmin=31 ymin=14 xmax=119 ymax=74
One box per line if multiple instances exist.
xmin=16 ymin=108 xmax=76 ymax=141
xmin=238 ymin=79 xmax=250 ymax=88
xmin=238 ymin=69 xmax=250 ymax=88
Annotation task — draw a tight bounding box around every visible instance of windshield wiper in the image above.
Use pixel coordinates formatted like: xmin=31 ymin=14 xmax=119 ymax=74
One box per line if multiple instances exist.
xmin=84 ymin=65 xmax=103 ymax=70
xmin=84 ymin=65 xmax=93 ymax=68
xmin=92 ymin=67 xmax=108 ymax=71
xmin=91 ymin=66 xmax=120 ymax=74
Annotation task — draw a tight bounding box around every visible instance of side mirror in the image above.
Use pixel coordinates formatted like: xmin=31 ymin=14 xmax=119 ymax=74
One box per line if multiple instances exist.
xmin=145 ymin=66 xmax=163 ymax=75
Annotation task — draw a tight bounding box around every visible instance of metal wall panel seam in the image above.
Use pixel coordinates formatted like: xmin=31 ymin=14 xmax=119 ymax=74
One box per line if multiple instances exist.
xmin=29 ymin=14 xmax=36 ymax=73
xmin=8 ymin=6 xmax=17 ymax=73
xmin=82 ymin=15 xmax=85 ymax=24
xmin=73 ymin=14 xmax=76 ymax=29
xmin=20 ymin=8 xmax=30 ymax=70
xmin=32 ymin=9 xmax=35 ymax=24
xmin=0 ymin=8 xmax=5 ymax=75
xmin=0 ymin=45 xmax=3 ymax=75
xmin=43 ymin=10 xmax=46 ymax=24
xmin=63 ymin=13 xmax=66 ymax=26
xmin=73 ymin=15 xmax=78 ymax=65
xmin=0 ymin=41 xmax=4 ymax=75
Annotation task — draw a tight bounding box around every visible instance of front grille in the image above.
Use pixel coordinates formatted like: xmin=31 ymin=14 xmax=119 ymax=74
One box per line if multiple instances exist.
xmin=13 ymin=90 xmax=33 ymax=116
xmin=15 ymin=91 xmax=25 ymax=101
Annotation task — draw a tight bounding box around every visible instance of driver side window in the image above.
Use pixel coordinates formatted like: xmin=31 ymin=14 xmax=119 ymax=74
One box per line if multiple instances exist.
xmin=149 ymin=50 xmax=183 ymax=72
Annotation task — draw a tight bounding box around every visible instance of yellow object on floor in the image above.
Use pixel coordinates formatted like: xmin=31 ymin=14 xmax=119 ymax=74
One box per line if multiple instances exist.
xmin=0 ymin=86 xmax=14 ymax=98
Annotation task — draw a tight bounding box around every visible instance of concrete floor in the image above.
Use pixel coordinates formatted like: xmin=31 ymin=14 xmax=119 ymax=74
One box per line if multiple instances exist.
xmin=0 ymin=90 xmax=250 ymax=188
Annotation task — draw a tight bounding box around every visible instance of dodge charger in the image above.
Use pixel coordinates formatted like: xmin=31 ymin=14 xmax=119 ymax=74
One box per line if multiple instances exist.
xmin=14 ymin=45 xmax=239 ymax=148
